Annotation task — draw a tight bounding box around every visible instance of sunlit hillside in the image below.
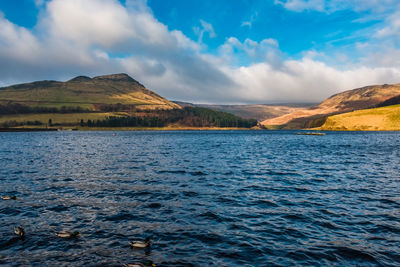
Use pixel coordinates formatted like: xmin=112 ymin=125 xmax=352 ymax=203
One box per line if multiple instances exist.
xmin=314 ymin=104 xmax=400 ymax=131
xmin=0 ymin=74 xmax=180 ymax=110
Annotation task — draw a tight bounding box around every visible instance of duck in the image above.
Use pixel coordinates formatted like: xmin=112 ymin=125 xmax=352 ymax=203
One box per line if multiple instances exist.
xmin=14 ymin=226 xmax=25 ymax=237
xmin=130 ymin=237 xmax=152 ymax=248
xmin=56 ymin=231 xmax=81 ymax=238
xmin=125 ymin=260 xmax=156 ymax=267
xmin=2 ymin=196 xmax=17 ymax=200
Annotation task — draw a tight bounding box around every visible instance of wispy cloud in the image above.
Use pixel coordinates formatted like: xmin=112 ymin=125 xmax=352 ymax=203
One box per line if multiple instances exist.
xmin=34 ymin=0 xmax=47 ymax=7
xmin=274 ymin=0 xmax=324 ymax=12
xmin=241 ymin=12 xmax=258 ymax=28
xmin=193 ymin=19 xmax=216 ymax=43
xmin=275 ymin=0 xmax=400 ymax=13
xmin=374 ymin=10 xmax=400 ymax=39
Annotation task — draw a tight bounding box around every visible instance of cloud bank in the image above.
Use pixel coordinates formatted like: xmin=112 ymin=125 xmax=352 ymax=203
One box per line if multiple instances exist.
xmin=0 ymin=0 xmax=400 ymax=104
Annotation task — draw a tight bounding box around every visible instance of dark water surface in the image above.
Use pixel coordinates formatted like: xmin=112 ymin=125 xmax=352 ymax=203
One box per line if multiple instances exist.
xmin=0 ymin=130 xmax=399 ymax=266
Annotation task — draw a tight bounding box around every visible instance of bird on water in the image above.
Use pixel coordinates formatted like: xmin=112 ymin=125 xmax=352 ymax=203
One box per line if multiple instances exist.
xmin=2 ymin=196 xmax=17 ymax=200
xmin=14 ymin=226 xmax=25 ymax=238
xmin=56 ymin=231 xmax=81 ymax=238
xmin=125 ymin=260 xmax=156 ymax=267
xmin=130 ymin=237 xmax=152 ymax=248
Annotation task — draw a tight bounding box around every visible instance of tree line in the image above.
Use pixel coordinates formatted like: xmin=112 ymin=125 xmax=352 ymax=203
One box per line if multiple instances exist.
xmin=0 ymin=105 xmax=258 ymax=128
xmin=0 ymin=103 xmax=90 ymax=114
xmin=85 ymin=107 xmax=258 ymax=128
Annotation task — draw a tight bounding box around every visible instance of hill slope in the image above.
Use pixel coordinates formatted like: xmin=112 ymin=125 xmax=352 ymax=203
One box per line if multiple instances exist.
xmin=262 ymin=83 xmax=400 ymax=128
xmin=0 ymin=73 xmax=180 ymax=110
xmin=174 ymin=101 xmax=314 ymax=122
xmin=0 ymin=74 xmax=258 ymax=129
xmin=197 ymin=104 xmax=314 ymax=122
xmin=314 ymin=104 xmax=400 ymax=131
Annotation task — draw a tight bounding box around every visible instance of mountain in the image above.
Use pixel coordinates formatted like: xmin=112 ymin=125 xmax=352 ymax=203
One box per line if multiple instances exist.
xmin=262 ymin=83 xmax=400 ymax=129
xmin=174 ymin=102 xmax=314 ymax=122
xmin=315 ymin=104 xmax=400 ymax=131
xmin=0 ymin=74 xmax=258 ymax=129
xmin=196 ymin=104 xmax=315 ymax=122
xmin=0 ymin=73 xmax=180 ymax=110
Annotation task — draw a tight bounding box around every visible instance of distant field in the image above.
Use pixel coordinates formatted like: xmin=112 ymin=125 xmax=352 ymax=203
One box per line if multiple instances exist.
xmin=0 ymin=112 xmax=124 ymax=125
xmin=314 ymin=104 xmax=400 ymax=131
xmin=198 ymin=104 xmax=313 ymax=121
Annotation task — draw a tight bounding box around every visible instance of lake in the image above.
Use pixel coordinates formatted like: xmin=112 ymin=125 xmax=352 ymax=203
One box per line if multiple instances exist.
xmin=0 ymin=130 xmax=399 ymax=266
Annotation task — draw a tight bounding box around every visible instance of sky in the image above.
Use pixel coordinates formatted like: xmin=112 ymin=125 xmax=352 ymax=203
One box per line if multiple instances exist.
xmin=0 ymin=0 xmax=400 ymax=104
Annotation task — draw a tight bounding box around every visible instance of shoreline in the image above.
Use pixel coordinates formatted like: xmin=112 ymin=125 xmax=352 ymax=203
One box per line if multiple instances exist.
xmin=0 ymin=128 xmax=58 ymax=132
xmin=2 ymin=127 xmax=400 ymax=132
xmin=0 ymin=126 xmax=262 ymax=132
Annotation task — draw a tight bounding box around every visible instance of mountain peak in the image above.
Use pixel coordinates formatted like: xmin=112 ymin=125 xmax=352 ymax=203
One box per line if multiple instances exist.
xmin=93 ymin=73 xmax=136 ymax=82
xmin=68 ymin=76 xmax=92 ymax=82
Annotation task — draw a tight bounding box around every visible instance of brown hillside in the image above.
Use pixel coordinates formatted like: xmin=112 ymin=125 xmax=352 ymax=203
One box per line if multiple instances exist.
xmin=262 ymin=83 xmax=400 ymax=128
xmin=197 ymin=104 xmax=313 ymax=122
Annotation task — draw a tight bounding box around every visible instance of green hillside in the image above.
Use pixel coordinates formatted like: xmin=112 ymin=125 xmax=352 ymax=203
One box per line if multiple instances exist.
xmin=0 ymin=74 xmax=180 ymax=110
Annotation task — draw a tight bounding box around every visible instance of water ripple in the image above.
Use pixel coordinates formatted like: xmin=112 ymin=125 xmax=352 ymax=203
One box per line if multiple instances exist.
xmin=0 ymin=130 xmax=399 ymax=266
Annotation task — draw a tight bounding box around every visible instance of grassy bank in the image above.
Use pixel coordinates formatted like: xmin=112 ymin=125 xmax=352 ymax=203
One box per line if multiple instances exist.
xmin=313 ymin=104 xmax=400 ymax=131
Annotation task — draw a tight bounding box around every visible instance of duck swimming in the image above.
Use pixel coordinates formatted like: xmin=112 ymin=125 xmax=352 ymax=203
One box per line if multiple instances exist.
xmin=130 ymin=237 xmax=152 ymax=248
xmin=125 ymin=260 xmax=156 ymax=267
xmin=56 ymin=231 xmax=81 ymax=238
xmin=2 ymin=196 xmax=17 ymax=200
xmin=14 ymin=226 xmax=25 ymax=237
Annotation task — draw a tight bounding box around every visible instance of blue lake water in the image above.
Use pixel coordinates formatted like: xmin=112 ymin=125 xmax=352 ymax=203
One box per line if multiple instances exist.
xmin=0 ymin=130 xmax=399 ymax=266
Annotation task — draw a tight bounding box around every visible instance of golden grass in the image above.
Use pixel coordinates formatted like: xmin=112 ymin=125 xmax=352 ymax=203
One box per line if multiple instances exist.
xmin=314 ymin=104 xmax=400 ymax=131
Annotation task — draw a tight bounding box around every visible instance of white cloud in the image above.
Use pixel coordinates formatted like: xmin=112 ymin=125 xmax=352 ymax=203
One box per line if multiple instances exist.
xmin=43 ymin=0 xmax=132 ymax=47
xmin=0 ymin=0 xmax=400 ymax=104
xmin=170 ymin=30 xmax=201 ymax=51
xmin=0 ymin=13 xmax=40 ymax=62
xmin=222 ymin=58 xmax=400 ymax=103
xmin=42 ymin=0 xmax=177 ymax=48
xmin=219 ymin=37 xmax=280 ymax=65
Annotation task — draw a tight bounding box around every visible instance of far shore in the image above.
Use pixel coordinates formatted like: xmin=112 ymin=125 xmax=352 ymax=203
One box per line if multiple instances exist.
xmin=0 ymin=126 xmax=263 ymax=132
xmin=2 ymin=126 xmax=400 ymax=132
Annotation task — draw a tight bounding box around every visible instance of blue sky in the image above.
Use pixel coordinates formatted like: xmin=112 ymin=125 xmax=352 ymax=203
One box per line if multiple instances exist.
xmin=0 ymin=0 xmax=399 ymax=103
xmin=150 ymin=0 xmax=367 ymax=56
